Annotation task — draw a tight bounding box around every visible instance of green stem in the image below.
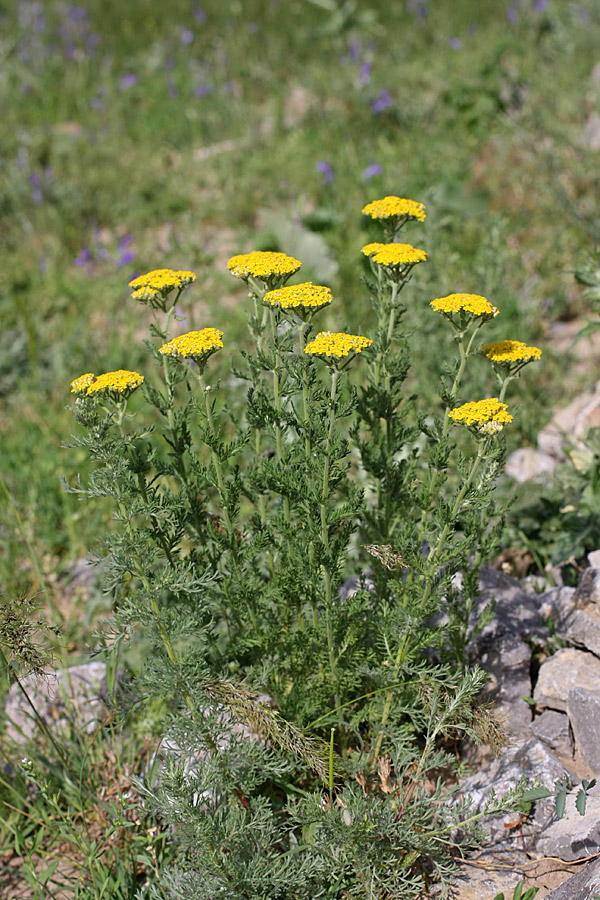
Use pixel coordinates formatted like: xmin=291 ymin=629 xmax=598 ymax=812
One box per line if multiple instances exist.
xmin=320 ymin=368 xmax=345 ymax=745
xmin=270 ymin=309 xmax=294 ymax=564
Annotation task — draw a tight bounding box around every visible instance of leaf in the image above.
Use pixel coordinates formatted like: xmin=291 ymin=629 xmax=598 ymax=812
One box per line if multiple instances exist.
xmin=576 ymin=787 xmax=588 ymax=817
xmin=555 ymin=784 xmax=567 ymax=819
xmin=514 ymin=880 xmax=523 ymax=900
xmin=521 ymin=787 xmax=552 ymax=802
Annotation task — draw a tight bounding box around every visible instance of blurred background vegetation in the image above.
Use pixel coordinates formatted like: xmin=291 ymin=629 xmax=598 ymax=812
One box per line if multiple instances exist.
xmin=1 ymin=0 xmax=600 ymax=642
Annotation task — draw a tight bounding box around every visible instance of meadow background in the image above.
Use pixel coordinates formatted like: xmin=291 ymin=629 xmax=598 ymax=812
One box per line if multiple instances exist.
xmin=1 ymin=0 xmax=600 ymax=737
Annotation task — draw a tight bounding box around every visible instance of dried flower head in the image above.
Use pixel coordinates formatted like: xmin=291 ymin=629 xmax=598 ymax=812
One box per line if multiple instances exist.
xmin=362 ymin=196 xmax=426 ymax=223
xmin=449 ymin=398 xmax=513 ymax=435
xmin=227 ymin=251 xmax=302 ymax=285
xmin=70 ymin=373 xmax=96 ymax=395
xmin=430 ymin=293 xmax=499 ymax=321
xmin=85 ymin=369 xmax=144 ymax=400
xmin=481 ymin=340 xmax=542 ymax=365
xmin=159 ymin=328 xmax=224 ymax=365
xmin=304 ymin=331 xmax=373 ymax=363
xmin=263 ymin=282 xmax=332 ymax=316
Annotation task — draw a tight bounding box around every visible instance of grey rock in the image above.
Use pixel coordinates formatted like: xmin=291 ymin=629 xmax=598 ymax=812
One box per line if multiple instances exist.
xmin=583 ymin=112 xmax=600 ymax=151
xmin=531 ymin=710 xmax=573 ymax=758
xmin=588 ymin=551 xmax=600 ymax=570
xmin=438 ymin=865 xmax=523 ymax=900
xmin=477 ymin=635 xmax=533 ymax=741
xmin=505 ymin=446 xmax=556 ymax=482
xmin=534 ymin=648 xmax=600 ymax=712
xmin=537 ymin=382 xmax=600 ymax=461
xmin=537 ymin=785 xmax=600 ymax=862
xmin=544 ymin=855 xmax=600 ymax=899
xmin=576 ymin=567 xmax=600 ymax=606
xmin=539 ymin=585 xmax=600 ymax=658
xmin=459 ymin=737 xmax=568 ymax=848
xmin=3 ymin=662 xmax=108 ymax=744
xmin=465 ymin=567 xmax=549 ymax=650
xmin=567 ymin=688 xmax=600 ymax=774
xmin=339 ymin=569 xmax=375 ymax=602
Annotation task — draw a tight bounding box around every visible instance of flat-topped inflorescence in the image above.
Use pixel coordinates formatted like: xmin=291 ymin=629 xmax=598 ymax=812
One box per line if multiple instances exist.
xmin=227 ymin=251 xmax=302 ymax=287
xmin=83 ymin=369 xmax=144 ymax=401
xmin=481 ymin=340 xmax=542 ymax=364
xmin=263 ymin=282 xmax=332 ymax=317
xmin=361 ymin=242 xmax=427 ymax=279
xmin=158 ymin=329 xmax=224 ymax=366
xmin=129 ymin=268 xmax=196 ymax=310
xmin=304 ymin=331 xmax=373 ymax=364
xmin=449 ymin=397 xmax=513 ymax=435
xmin=362 ymin=196 xmax=426 ymax=223
xmin=70 ymin=373 xmax=96 ymax=396
xmin=430 ymin=293 xmax=499 ymax=321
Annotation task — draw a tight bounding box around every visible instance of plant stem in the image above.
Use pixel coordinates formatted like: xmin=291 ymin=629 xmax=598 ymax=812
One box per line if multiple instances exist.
xmin=270 ymin=309 xmax=294 ymax=564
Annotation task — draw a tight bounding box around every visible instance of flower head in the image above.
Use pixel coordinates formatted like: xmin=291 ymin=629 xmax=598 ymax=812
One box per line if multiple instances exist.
xmin=361 ymin=242 xmax=427 ymax=279
xmin=129 ymin=268 xmax=196 ymax=310
xmin=227 ymin=251 xmax=302 ymax=287
xmin=70 ymin=373 xmax=96 ymax=396
xmin=85 ymin=369 xmax=144 ymax=401
xmin=158 ymin=328 xmax=224 ymax=366
xmin=362 ymin=196 xmax=426 ymax=223
xmin=263 ymin=282 xmax=332 ymax=318
xmin=449 ymin=398 xmax=513 ymax=435
xmin=304 ymin=331 xmax=373 ymax=366
xmin=481 ymin=340 xmax=542 ymax=365
xmin=430 ymin=293 xmax=499 ymax=322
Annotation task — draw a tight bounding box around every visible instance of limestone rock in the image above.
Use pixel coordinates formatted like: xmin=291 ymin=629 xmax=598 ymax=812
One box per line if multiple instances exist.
xmin=534 ymin=648 xmax=600 ymax=712
xmin=459 ymin=737 xmax=568 ymax=848
xmin=537 ymin=381 xmax=600 ymax=461
xmin=543 ymin=855 xmax=600 ymax=899
xmin=505 ymin=446 xmax=556 ymax=482
xmin=3 ymin=662 xmax=108 ymax=744
xmin=539 ymin=585 xmax=600 ymax=658
xmin=537 ymin=785 xmax=600 ymax=862
xmin=466 ymin=567 xmax=548 ymax=648
xmin=567 ymin=688 xmax=600 ymax=774
xmin=531 ymin=710 xmax=573 ymax=759
xmin=477 ymin=635 xmax=533 ymax=741
xmin=441 ymin=865 xmax=523 ymax=900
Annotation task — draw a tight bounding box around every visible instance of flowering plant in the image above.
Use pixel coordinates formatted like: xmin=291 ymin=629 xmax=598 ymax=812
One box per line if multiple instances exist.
xmin=67 ymin=199 xmax=541 ymax=899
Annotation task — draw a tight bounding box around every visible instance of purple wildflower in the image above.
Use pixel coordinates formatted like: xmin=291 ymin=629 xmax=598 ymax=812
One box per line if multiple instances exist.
xmin=406 ymin=0 xmax=428 ymax=18
xmin=449 ymin=37 xmax=462 ymax=49
xmin=75 ymin=248 xmax=91 ymax=266
xmin=180 ymin=29 xmax=194 ymax=44
xmin=348 ymin=39 xmax=360 ymax=63
xmin=362 ymin=163 xmax=383 ymax=180
xmin=89 ymin=96 xmax=104 ymax=110
xmin=121 ymin=73 xmax=137 ymax=89
xmin=194 ymin=83 xmax=212 ymax=97
xmin=360 ymin=60 xmax=372 ymax=86
xmin=533 ymin=0 xmax=547 ymax=10
xmin=194 ymin=5 xmax=207 ymax=24
xmin=371 ymin=89 xmax=394 ymax=113
xmin=30 ymin=173 xmax=43 ymax=206
xmin=224 ymin=81 xmax=235 ymax=94
xmin=316 ymin=161 xmax=334 ymax=185
xmin=67 ymin=6 xmax=87 ymax=20
xmin=117 ymin=234 xmax=135 ymax=266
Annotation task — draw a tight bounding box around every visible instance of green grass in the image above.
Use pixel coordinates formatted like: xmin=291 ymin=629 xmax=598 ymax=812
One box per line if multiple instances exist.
xmin=1 ymin=0 xmax=599 ymax=618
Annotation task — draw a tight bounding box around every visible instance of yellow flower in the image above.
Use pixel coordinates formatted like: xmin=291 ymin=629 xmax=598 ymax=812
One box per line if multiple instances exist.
xmin=362 ymin=196 xmax=426 ymax=223
xmin=481 ymin=340 xmax=542 ymax=364
xmin=85 ymin=369 xmax=144 ymax=400
xmin=449 ymin=398 xmax=513 ymax=435
xmin=70 ymin=373 xmax=96 ymax=395
xmin=129 ymin=268 xmax=196 ymax=309
xmin=430 ymin=293 xmax=499 ymax=320
xmin=304 ymin=331 xmax=373 ymax=361
xmin=227 ymin=251 xmax=302 ymax=283
xmin=362 ymin=242 xmax=427 ymax=267
xmin=158 ymin=329 xmax=224 ymax=364
xmin=263 ymin=282 xmax=332 ymax=314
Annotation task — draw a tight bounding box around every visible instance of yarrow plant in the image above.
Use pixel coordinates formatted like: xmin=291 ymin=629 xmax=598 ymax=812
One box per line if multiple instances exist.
xmin=66 ymin=195 xmax=542 ymax=899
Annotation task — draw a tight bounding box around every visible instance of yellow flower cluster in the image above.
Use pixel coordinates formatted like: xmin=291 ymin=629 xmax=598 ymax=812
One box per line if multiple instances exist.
xmin=481 ymin=340 xmax=542 ymax=363
xmin=362 ymin=196 xmax=426 ymax=223
xmin=361 ymin=242 xmax=427 ymax=267
xmin=70 ymin=373 xmax=96 ymax=395
xmin=304 ymin=331 xmax=373 ymax=360
xmin=159 ymin=329 xmax=224 ymax=361
xmin=129 ymin=269 xmax=196 ymax=310
xmin=263 ymin=282 xmax=332 ymax=311
xmin=430 ymin=293 xmax=499 ymax=319
xmin=129 ymin=268 xmax=196 ymax=293
xmin=449 ymin=398 xmax=513 ymax=435
xmin=227 ymin=251 xmax=302 ymax=280
xmin=85 ymin=370 xmax=144 ymax=398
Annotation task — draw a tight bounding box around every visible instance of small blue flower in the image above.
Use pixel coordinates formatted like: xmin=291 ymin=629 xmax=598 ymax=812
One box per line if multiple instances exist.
xmin=448 ymin=37 xmax=462 ymax=49
xmin=316 ymin=161 xmax=334 ymax=185
xmin=371 ymin=89 xmax=394 ymax=113
xmin=362 ymin=163 xmax=383 ymax=180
